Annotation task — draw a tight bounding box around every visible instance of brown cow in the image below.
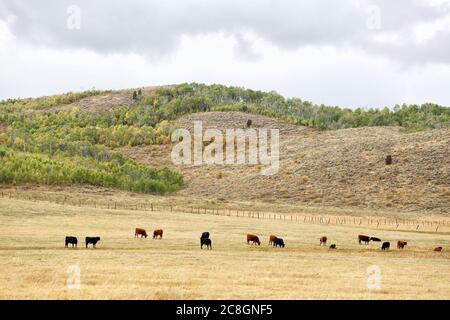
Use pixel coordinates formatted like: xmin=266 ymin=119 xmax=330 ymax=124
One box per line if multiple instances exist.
xmin=358 ymin=235 xmax=371 ymax=245
xmin=247 ymin=234 xmax=260 ymax=246
xmin=320 ymin=236 xmax=327 ymax=246
xmin=397 ymin=241 xmax=407 ymax=249
xmin=434 ymin=246 xmax=443 ymax=252
xmin=153 ymin=229 xmax=163 ymax=239
xmin=268 ymin=235 xmax=278 ymax=246
xmin=135 ymin=228 xmax=148 ymax=238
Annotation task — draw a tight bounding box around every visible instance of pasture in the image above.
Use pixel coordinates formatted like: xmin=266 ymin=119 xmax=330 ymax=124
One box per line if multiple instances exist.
xmin=0 ymin=197 xmax=450 ymax=299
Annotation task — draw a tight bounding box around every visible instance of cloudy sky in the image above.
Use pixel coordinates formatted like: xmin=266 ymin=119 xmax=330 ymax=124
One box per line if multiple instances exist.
xmin=1 ymin=0 xmax=450 ymax=108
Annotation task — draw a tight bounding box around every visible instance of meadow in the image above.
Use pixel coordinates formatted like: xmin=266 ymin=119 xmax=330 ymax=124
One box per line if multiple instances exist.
xmin=1 ymin=196 xmax=449 ymax=299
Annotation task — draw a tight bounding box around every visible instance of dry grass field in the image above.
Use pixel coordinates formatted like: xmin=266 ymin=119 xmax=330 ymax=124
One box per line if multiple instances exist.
xmin=1 ymin=196 xmax=449 ymax=300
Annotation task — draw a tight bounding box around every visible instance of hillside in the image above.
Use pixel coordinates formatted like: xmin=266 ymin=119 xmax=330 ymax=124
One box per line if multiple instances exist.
xmin=121 ymin=111 xmax=450 ymax=214
xmin=0 ymin=83 xmax=449 ymax=214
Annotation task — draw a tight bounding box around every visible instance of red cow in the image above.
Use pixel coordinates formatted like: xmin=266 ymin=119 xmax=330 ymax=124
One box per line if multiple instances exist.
xmin=358 ymin=235 xmax=371 ymax=245
xmin=153 ymin=229 xmax=163 ymax=239
xmin=135 ymin=228 xmax=148 ymax=238
xmin=268 ymin=235 xmax=278 ymax=246
xmin=247 ymin=234 xmax=260 ymax=246
xmin=397 ymin=241 xmax=407 ymax=249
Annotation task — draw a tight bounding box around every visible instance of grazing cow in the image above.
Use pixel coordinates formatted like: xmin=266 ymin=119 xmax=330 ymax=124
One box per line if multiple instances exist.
xmin=381 ymin=242 xmax=390 ymax=251
xmin=153 ymin=229 xmax=163 ymax=239
xmin=434 ymin=246 xmax=443 ymax=252
xmin=135 ymin=228 xmax=148 ymax=238
xmin=85 ymin=236 xmax=101 ymax=248
xmin=358 ymin=235 xmax=371 ymax=245
xmin=200 ymin=237 xmax=212 ymax=250
xmin=201 ymin=232 xmax=210 ymax=239
xmin=329 ymin=244 xmax=337 ymax=249
xmin=397 ymin=241 xmax=407 ymax=249
xmin=320 ymin=236 xmax=327 ymax=246
xmin=370 ymin=237 xmax=382 ymax=242
xmin=247 ymin=234 xmax=260 ymax=246
xmin=65 ymin=236 xmax=78 ymax=248
xmin=268 ymin=235 xmax=278 ymax=246
xmin=273 ymin=238 xmax=285 ymax=248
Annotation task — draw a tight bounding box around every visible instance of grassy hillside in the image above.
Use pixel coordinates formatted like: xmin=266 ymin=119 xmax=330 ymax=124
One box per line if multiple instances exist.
xmin=0 ymin=83 xmax=449 ymax=195
xmin=0 ymin=90 xmax=182 ymax=193
xmin=123 ymin=111 xmax=450 ymax=214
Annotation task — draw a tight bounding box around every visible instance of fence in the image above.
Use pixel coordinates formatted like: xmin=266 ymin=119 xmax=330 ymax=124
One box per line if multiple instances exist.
xmin=1 ymin=190 xmax=449 ymax=233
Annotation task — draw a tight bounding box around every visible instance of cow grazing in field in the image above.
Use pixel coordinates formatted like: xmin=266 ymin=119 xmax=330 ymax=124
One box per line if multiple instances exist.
xmin=358 ymin=235 xmax=371 ymax=245
xmin=370 ymin=237 xmax=381 ymax=242
xmin=85 ymin=236 xmax=101 ymax=248
xmin=269 ymin=235 xmax=278 ymax=246
xmin=434 ymin=246 xmax=443 ymax=252
xmin=381 ymin=242 xmax=390 ymax=250
xmin=201 ymin=232 xmax=210 ymax=239
xmin=320 ymin=236 xmax=327 ymax=246
xmin=329 ymin=244 xmax=337 ymax=249
xmin=273 ymin=238 xmax=285 ymax=248
xmin=200 ymin=237 xmax=212 ymax=250
xmin=247 ymin=234 xmax=260 ymax=246
xmin=397 ymin=241 xmax=407 ymax=249
xmin=153 ymin=229 xmax=163 ymax=239
xmin=135 ymin=228 xmax=148 ymax=238
xmin=65 ymin=236 xmax=78 ymax=248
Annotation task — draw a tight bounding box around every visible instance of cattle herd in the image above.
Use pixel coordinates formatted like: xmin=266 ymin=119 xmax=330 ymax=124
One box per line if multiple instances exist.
xmin=64 ymin=229 xmax=445 ymax=252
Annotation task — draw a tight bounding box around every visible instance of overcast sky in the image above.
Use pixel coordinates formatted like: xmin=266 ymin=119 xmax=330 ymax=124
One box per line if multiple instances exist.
xmin=1 ymin=0 xmax=450 ymax=108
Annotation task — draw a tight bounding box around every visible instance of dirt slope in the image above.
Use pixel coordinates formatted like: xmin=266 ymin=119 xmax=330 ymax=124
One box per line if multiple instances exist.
xmin=120 ymin=112 xmax=450 ymax=214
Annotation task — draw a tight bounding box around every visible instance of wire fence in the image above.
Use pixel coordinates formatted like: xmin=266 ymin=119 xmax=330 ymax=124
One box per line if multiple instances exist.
xmin=1 ymin=190 xmax=449 ymax=233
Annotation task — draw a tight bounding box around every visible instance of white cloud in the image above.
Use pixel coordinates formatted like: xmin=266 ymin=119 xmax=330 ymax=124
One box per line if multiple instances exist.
xmin=0 ymin=0 xmax=449 ymax=107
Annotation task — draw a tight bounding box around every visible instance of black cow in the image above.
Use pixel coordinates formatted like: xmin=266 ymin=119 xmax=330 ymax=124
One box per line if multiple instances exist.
xmin=65 ymin=236 xmax=78 ymax=248
xmin=85 ymin=236 xmax=101 ymax=248
xmin=329 ymin=244 xmax=337 ymax=249
xmin=381 ymin=242 xmax=390 ymax=251
xmin=200 ymin=238 xmax=212 ymax=250
xmin=370 ymin=237 xmax=382 ymax=242
xmin=201 ymin=232 xmax=210 ymax=239
xmin=273 ymin=238 xmax=285 ymax=248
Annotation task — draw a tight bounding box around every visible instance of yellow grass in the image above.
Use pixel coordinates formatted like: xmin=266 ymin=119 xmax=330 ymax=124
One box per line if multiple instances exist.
xmin=0 ymin=197 xmax=449 ymax=299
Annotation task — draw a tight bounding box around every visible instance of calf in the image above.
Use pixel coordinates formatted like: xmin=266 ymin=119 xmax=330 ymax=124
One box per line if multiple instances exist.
xmin=381 ymin=242 xmax=390 ymax=251
xmin=85 ymin=236 xmax=101 ymax=248
xmin=153 ymin=229 xmax=163 ymax=239
xmin=358 ymin=235 xmax=371 ymax=245
xmin=370 ymin=237 xmax=381 ymax=242
xmin=397 ymin=241 xmax=407 ymax=249
xmin=135 ymin=228 xmax=147 ymax=238
xmin=434 ymin=246 xmax=443 ymax=252
xmin=320 ymin=236 xmax=327 ymax=246
xmin=247 ymin=234 xmax=260 ymax=246
xmin=273 ymin=238 xmax=285 ymax=248
xmin=329 ymin=244 xmax=337 ymax=249
xmin=200 ymin=237 xmax=212 ymax=250
xmin=65 ymin=236 xmax=78 ymax=248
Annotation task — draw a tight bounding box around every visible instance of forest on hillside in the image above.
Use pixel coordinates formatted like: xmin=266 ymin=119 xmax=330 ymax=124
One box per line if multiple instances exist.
xmin=0 ymin=83 xmax=448 ymax=193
